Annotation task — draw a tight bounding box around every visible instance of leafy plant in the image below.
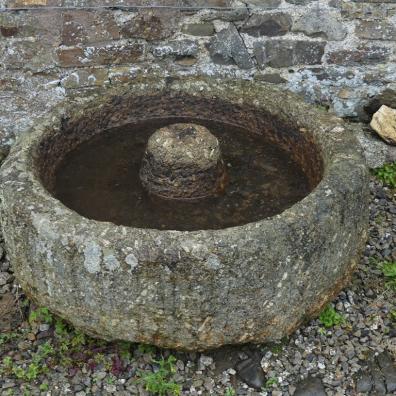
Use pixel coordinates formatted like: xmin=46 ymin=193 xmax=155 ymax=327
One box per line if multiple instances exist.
xmin=137 ymin=355 xmax=181 ymax=396
xmin=265 ymin=377 xmax=278 ymax=387
xmin=28 ymin=307 xmax=53 ymax=325
xmin=55 ymin=318 xmax=69 ymax=336
xmin=0 ymin=332 xmax=19 ymax=346
xmin=118 ymin=341 xmax=132 ymax=361
xmin=374 ymin=162 xmax=396 ymax=188
xmin=224 ymin=387 xmax=236 ymax=396
xmin=39 ymin=383 xmax=49 ymax=391
xmin=319 ymin=305 xmax=345 ymax=328
xmin=379 ymin=261 xmax=396 ymax=290
xmin=138 ymin=343 xmax=156 ymax=355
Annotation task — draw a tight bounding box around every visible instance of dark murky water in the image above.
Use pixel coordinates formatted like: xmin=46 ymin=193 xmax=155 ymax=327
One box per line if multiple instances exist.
xmin=54 ymin=118 xmax=311 ymax=231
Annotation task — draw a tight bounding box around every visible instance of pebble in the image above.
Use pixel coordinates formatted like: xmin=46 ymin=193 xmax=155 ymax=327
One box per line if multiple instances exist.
xmin=198 ymin=355 xmax=213 ymax=368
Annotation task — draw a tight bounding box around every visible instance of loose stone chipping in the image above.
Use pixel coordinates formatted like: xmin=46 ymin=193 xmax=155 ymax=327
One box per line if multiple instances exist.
xmin=0 ymin=76 xmax=370 ymax=351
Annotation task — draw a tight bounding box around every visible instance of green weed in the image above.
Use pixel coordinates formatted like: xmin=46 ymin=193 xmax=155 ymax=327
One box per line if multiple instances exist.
xmin=28 ymin=307 xmax=53 ymax=325
xmin=319 ymin=305 xmax=345 ymax=328
xmin=224 ymin=387 xmax=236 ymax=396
xmin=0 ymin=332 xmax=19 ymax=346
xmin=379 ymin=261 xmax=396 ymax=290
xmin=137 ymin=355 xmax=181 ymax=396
xmin=373 ymin=162 xmax=396 ymax=188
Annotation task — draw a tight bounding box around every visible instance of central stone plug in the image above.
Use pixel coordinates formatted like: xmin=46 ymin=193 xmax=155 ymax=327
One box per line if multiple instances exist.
xmin=139 ymin=123 xmax=227 ymax=200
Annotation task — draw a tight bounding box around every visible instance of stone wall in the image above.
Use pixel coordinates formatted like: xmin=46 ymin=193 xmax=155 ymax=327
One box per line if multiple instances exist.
xmin=0 ymin=0 xmax=395 ymax=151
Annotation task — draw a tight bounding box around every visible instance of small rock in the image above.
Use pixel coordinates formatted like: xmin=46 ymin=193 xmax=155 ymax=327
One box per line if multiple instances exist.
xmin=199 ymin=355 xmax=213 ymax=368
xmin=370 ymin=105 xmax=396 ymax=145
xmin=207 ymin=24 xmax=254 ymax=69
xmin=377 ymin=352 xmax=396 ymax=393
xmin=39 ymin=323 xmax=50 ymax=332
xmin=236 ymin=358 xmax=266 ymax=390
xmin=95 ymin=371 xmax=107 ymax=380
xmin=182 ymin=23 xmax=214 ymax=36
xmin=104 ymin=384 xmax=117 ymax=392
xmin=356 ymin=371 xmax=373 ymax=393
xmin=2 ymin=381 xmax=16 ymax=389
xmin=294 ymin=376 xmax=326 ymax=396
xmin=0 ymin=272 xmax=10 ymax=286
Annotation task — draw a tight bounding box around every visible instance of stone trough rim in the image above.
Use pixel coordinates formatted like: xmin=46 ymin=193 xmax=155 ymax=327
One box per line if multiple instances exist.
xmin=4 ymin=77 xmax=363 ymax=235
xmin=0 ymin=76 xmax=369 ymax=350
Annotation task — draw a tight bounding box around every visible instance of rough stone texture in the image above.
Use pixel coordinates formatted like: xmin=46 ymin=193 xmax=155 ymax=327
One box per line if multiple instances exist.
xmin=354 ymin=123 xmax=396 ymax=168
xmin=293 ymin=9 xmax=347 ymax=41
xmin=327 ymin=46 xmax=391 ymax=66
xmin=254 ymin=40 xmax=325 ymax=68
xmin=182 ymin=23 xmax=215 ymax=36
xmin=207 ymin=24 xmax=254 ymax=69
xmin=151 ymin=40 xmax=199 ymax=58
xmin=0 ymin=0 xmax=396 ymax=150
xmin=294 ymin=376 xmax=326 ymax=396
xmin=0 ymin=77 xmax=369 ymax=350
xmin=370 ymin=105 xmax=396 ymax=145
xmin=240 ymin=13 xmax=292 ymax=37
xmin=139 ymin=123 xmax=226 ymax=199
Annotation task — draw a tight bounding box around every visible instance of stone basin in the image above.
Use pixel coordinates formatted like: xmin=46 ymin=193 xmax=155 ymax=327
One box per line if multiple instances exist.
xmin=0 ymin=77 xmax=369 ymax=350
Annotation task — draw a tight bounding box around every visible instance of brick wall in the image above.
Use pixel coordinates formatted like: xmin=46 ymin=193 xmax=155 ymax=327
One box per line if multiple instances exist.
xmin=0 ymin=0 xmax=395 ymax=149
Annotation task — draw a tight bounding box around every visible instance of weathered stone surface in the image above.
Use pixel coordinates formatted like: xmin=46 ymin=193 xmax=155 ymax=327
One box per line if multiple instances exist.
xmin=120 ymin=11 xmax=178 ymax=41
xmin=57 ymin=42 xmax=144 ymax=67
xmin=377 ymin=352 xmax=396 ymax=393
xmin=254 ymin=40 xmax=325 ymax=68
xmin=60 ymin=68 xmax=109 ymax=89
xmin=294 ymin=376 xmax=326 ymax=396
xmin=201 ymin=7 xmax=249 ymax=22
xmin=246 ymin=0 xmax=281 ymax=7
xmin=255 ymin=73 xmax=287 ymax=83
xmin=182 ymin=23 xmax=215 ymax=36
xmin=370 ymin=105 xmax=396 ymax=145
xmin=0 ymin=40 xmax=57 ymax=72
xmin=61 ymin=11 xmax=120 ymax=46
xmin=354 ymin=124 xmax=396 ymax=168
xmin=236 ymin=358 xmax=266 ymax=389
xmin=364 ymin=87 xmax=396 ymax=116
xmin=0 ymin=26 xmax=18 ymax=37
xmin=0 ymin=1 xmax=395 ymax=125
xmin=293 ymin=10 xmax=347 ymax=40
xmin=356 ymin=20 xmax=396 ymax=40
xmin=240 ymin=13 xmax=292 ymax=37
xmin=327 ymin=46 xmax=390 ymax=65
xmin=356 ymin=372 xmax=373 ymax=393
xmin=208 ymin=25 xmax=254 ymax=69
xmin=140 ymin=123 xmax=226 ymax=199
xmin=0 ymin=293 xmax=23 ymax=332
xmin=0 ymin=77 xmax=369 ymax=350
xmin=151 ymin=40 xmax=199 ymax=58
xmin=355 ymin=352 xmax=396 ymax=395
xmin=286 ymin=0 xmax=317 ymax=4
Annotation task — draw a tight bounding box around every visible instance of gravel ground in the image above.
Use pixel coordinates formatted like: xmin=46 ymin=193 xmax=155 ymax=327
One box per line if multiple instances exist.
xmin=0 ymin=177 xmax=395 ymax=396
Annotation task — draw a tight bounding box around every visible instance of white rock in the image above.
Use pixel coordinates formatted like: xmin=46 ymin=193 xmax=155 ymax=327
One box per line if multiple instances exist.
xmin=199 ymin=355 xmax=213 ymax=367
xmin=370 ymin=105 xmax=396 ymax=145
